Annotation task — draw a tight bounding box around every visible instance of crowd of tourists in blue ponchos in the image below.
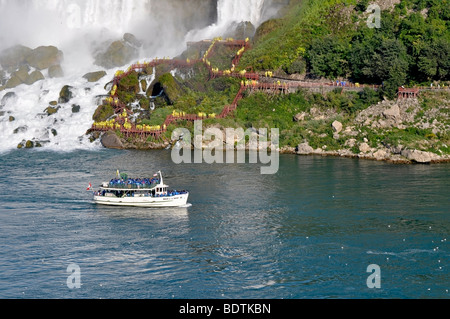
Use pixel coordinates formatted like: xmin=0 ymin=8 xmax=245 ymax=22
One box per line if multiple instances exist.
xmin=108 ymin=177 xmax=160 ymax=189
xmin=92 ymin=176 xmax=188 ymax=198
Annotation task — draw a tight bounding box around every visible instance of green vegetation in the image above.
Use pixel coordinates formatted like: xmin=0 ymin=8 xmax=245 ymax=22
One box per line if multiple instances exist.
xmin=117 ymin=70 xmax=140 ymax=104
xmin=91 ymin=0 xmax=449 ymax=161
xmin=240 ymin=0 xmax=450 ymax=98
xmin=93 ymin=104 xmax=114 ymax=122
xmin=235 ymin=88 xmax=383 ymax=147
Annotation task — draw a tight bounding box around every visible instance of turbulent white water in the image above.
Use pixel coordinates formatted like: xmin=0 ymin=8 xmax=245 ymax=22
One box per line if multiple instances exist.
xmin=218 ymin=0 xmax=265 ymax=26
xmin=0 ymin=0 xmax=268 ymax=153
xmin=186 ymin=0 xmax=266 ymax=41
xmin=0 ymin=0 xmax=151 ymax=48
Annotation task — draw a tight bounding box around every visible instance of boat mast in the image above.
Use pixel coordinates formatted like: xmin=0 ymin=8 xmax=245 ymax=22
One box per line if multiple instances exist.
xmin=158 ymin=171 xmax=163 ymax=185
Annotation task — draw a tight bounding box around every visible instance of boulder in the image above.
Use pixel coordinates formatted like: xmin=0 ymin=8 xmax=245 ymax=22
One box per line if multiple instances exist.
xmin=373 ymin=149 xmax=388 ymax=160
xmin=293 ymin=112 xmax=306 ymax=122
xmin=389 ymin=144 xmax=403 ymax=155
xmin=13 ymin=126 xmax=28 ymax=134
xmin=359 ymin=142 xmax=371 ymax=153
xmin=0 ymin=45 xmax=32 ymax=72
xmin=59 ymin=85 xmax=74 ymax=104
xmin=45 ymin=106 xmax=60 ymax=116
xmin=297 ymin=142 xmax=314 ymax=155
xmin=401 ymin=149 xmax=432 ymax=163
xmin=332 ymin=120 xmax=343 ymax=133
xmin=123 ymin=33 xmax=142 ymax=47
xmin=101 ymin=131 xmax=124 ymax=149
xmin=94 ymin=40 xmax=139 ymax=69
xmin=5 ymin=75 xmax=23 ymax=89
xmin=25 ymin=70 xmax=45 ymax=85
xmin=71 ymin=104 xmax=81 ymax=113
xmin=383 ymin=104 xmax=400 ymax=121
xmin=13 ymin=65 xmax=30 ymax=83
xmin=7 ymin=66 xmax=44 ymax=86
xmin=83 ymin=71 xmax=107 ymax=82
xmin=48 ymin=64 xmax=64 ymax=78
xmin=26 ymin=46 xmax=64 ymax=70
xmin=345 ymin=138 xmax=357 ymax=148
xmin=230 ymin=21 xmax=256 ymax=39
xmin=1 ymin=92 xmax=17 ymax=107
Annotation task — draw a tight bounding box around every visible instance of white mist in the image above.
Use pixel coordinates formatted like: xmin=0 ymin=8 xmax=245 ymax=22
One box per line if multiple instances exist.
xmin=0 ymin=0 xmax=268 ymax=153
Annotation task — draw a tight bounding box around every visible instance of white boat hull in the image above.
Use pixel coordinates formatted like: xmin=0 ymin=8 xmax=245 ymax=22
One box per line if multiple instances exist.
xmin=94 ymin=193 xmax=189 ymax=208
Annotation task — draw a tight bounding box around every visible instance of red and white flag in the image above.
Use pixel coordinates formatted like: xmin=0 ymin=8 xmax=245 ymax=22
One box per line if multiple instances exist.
xmin=86 ymin=182 xmax=92 ymax=191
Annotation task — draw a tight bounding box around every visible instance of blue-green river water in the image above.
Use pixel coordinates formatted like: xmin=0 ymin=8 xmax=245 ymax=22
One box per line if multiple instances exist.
xmin=0 ymin=149 xmax=448 ymax=299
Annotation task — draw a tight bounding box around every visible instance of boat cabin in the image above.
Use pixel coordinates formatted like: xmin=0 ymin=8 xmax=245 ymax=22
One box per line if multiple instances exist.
xmin=154 ymin=185 xmax=168 ymax=196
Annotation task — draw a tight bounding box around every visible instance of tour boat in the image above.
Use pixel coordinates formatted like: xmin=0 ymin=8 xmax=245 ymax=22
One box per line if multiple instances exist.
xmin=93 ymin=171 xmax=189 ymax=208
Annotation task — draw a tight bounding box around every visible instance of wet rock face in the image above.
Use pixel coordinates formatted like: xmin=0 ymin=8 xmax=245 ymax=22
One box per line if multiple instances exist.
xmin=94 ymin=34 xmax=142 ymax=69
xmin=25 ymin=70 xmax=45 ymax=85
xmin=0 ymin=45 xmax=32 ymax=72
xmin=48 ymin=65 xmax=64 ymax=78
xmin=71 ymin=104 xmax=81 ymax=113
xmin=26 ymin=46 xmax=64 ymax=70
xmin=101 ymin=131 xmax=124 ymax=149
xmin=227 ymin=21 xmax=256 ymax=39
xmin=0 ymin=44 xmax=64 ymax=88
xmin=4 ymin=66 xmax=45 ymax=88
xmin=5 ymin=75 xmax=23 ymax=89
xmin=1 ymin=91 xmax=17 ymax=107
xmin=59 ymin=85 xmax=74 ymax=104
xmin=83 ymin=71 xmax=107 ymax=83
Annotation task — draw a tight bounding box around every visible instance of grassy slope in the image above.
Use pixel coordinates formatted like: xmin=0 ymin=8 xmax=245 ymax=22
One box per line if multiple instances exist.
xmin=105 ymin=0 xmax=449 ymax=156
xmin=239 ymin=0 xmax=358 ymax=72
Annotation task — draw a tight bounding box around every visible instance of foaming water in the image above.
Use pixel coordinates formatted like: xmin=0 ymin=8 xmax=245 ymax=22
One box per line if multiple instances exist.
xmin=0 ymin=0 xmax=151 ymax=49
xmin=0 ymin=151 xmax=448 ymax=299
xmin=0 ymin=0 xmax=271 ymax=154
xmin=0 ymin=69 xmax=115 ymax=153
xmin=185 ymin=0 xmax=266 ymax=42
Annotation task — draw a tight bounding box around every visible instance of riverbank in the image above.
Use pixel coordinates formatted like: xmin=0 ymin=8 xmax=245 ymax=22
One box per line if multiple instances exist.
xmin=97 ymin=88 xmax=449 ymax=165
xmin=99 ymin=133 xmax=450 ymax=165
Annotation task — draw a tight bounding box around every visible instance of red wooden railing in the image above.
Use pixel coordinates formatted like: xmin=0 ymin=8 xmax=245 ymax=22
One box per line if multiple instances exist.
xmin=93 ymin=38 xmax=445 ymax=139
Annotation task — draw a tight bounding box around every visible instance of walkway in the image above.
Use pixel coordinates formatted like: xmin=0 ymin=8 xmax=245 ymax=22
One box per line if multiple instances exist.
xmin=88 ymin=38 xmax=445 ymax=139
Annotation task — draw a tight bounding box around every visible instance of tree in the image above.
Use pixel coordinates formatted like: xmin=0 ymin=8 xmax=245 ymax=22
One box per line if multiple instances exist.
xmin=307 ymin=36 xmax=350 ymax=79
xmin=350 ymin=34 xmax=409 ymax=98
xmin=355 ymin=0 xmax=370 ymax=12
xmin=417 ymin=38 xmax=450 ymax=81
xmin=349 ymin=35 xmax=379 ymax=82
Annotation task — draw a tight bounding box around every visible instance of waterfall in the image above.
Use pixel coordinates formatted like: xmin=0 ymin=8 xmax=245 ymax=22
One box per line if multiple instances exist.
xmin=186 ymin=0 xmax=266 ymax=41
xmin=0 ymin=0 xmax=269 ymax=153
xmin=217 ymin=0 xmax=265 ymax=26
xmin=3 ymin=0 xmax=151 ymax=33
